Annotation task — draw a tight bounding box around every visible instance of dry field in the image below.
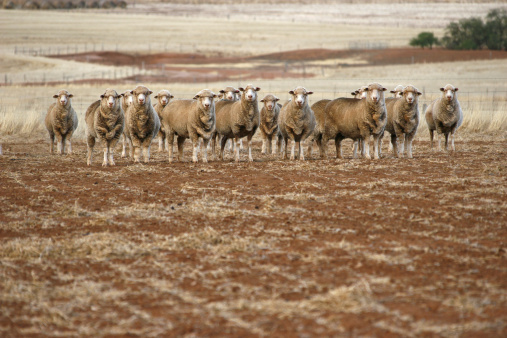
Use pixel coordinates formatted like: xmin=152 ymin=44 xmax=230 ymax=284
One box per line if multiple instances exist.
xmin=1 ymin=2 xmax=507 ymax=337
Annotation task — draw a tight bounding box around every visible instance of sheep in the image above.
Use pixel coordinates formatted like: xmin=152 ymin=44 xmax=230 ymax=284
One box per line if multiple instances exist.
xmin=214 ymin=84 xmax=260 ymax=162
xmin=45 ymin=89 xmax=78 ymax=155
xmin=380 ymin=85 xmax=422 ymax=159
xmin=160 ymin=89 xmax=217 ymax=163
xmin=124 ymin=85 xmax=160 ymax=163
xmin=317 ymin=83 xmax=387 ymax=160
xmin=153 ymin=89 xmax=174 ymax=152
xmin=85 ymin=89 xmax=124 ymax=166
xmin=120 ymin=90 xmax=133 ymax=158
xmin=390 ymin=84 xmax=404 ymax=98
xmin=425 ymin=84 xmax=463 ymax=151
xmin=259 ymin=94 xmax=282 ymax=155
xmin=278 ymin=87 xmax=316 ymax=160
xmin=307 ymin=98 xmax=331 ymax=158
xmin=213 ymin=86 xmax=245 ymax=154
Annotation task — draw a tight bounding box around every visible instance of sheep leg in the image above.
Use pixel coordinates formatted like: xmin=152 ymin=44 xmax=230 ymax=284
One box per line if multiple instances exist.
xmin=372 ymin=134 xmax=381 ymax=160
xmin=362 ymin=135 xmax=371 ymax=160
xmin=450 ymin=129 xmax=456 ymax=151
xmin=211 ymin=133 xmax=217 ymax=160
xmin=67 ymin=138 xmax=73 ymax=154
xmin=335 ymin=137 xmax=343 ymax=159
xmin=49 ymin=133 xmax=55 ymax=154
xmin=220 ymin=136 xmax=228 ymax=161
xmin=239 ymin=139 xmax=244 ymax=151
xmin=282 ymin=137 xmax=289 ymax=160
xmin=378 ymin=132 xmax=383 ymax=158
xmin=86 ymin=135 xmax=95 ymax=166
xmin=56 ymin=133 xmax=64 ymax=154
xmin=192 ymin=139 xmax=199 ymax=163
xmin=391 ymin=134 xmax=398 ymax=157
xmin=290 ymin=139 xmax=296 ymax=160
xmin=234 ymin=136 xmax=241 ymax=162
xmin=444 ymin=133 xmax=449 ymax=151
xmin=167 ymin=130 xmax=175 ymax=163
xmin=102 ymin=145 xmax=109 ymax=167
xmin=267 ymin=135 xmax=273 ymax=155
xmin=275 ymin=135 xmax=283 ymax=155
xmin=158 ymin=133 xmax=165 ymax=152
xmin=247 ymin=136 xmax=253 ymax=162
xmin=261 ymin=134 xmax=267 ymax=154
xmin=429 ymin=129 xmax=434 ymax=150
xmin=142 ymin=144 xmax=150 ymax=163
xmin=202 ymin=138 xmax=210 ymax=163
xmin=299 ymin=141 xmax=305 ymax=161
xmin=177 ymin=136 xmax=186 ymax=162
xmin=406 ymin=133 xmax=415 ymax=159
xmin=121 ymin=134 xmax=127 ymax=158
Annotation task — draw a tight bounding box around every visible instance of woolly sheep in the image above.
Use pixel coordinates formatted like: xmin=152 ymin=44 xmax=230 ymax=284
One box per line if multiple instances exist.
xmin=213 ymin=84 xmax=260 ymax=162
xmin=390 ymin=85 xmax=404 ymax=98
xmin=425 ymin=84 xmax=463 ymax=151
xmin=213 ymin=86 xmax=243 ymax=153
xmin=381 ymin=85 xmax=422 ymax=158
xmin=278 ymin=87 xmax=316 ymax=160
xmin=307 ymin=98 xmax=331 ymax=158
xmin=124 ymin=85 xmax=160 ymax=163
xmin=120 ymin=90 xmax=133 ymax=158
xmin=259 ymin=94 xmax=282 ymax=155
xmin=45 ymin=89 xmax=78 ymax=155
xmin=317 ymin=83 xmax=387 ymax=160
xmin=85 ymin=89 xmax=124 ymax=166
xmin=160 ymin=89 xmax=217 ymax=163
xmin=153 ymin=89 xmax=174 ymax=152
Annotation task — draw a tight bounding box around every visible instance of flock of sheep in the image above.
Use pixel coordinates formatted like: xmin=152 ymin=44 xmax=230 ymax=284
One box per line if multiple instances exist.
xmin=44 ymin=82 xmax=463 ymax=166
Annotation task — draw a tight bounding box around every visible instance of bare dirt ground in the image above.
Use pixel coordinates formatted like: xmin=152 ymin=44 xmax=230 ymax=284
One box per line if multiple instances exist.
xmin=48 ymin=48 xmax=507 ymax=85
xmin=1 ymin=134 xmax=506 ymax=336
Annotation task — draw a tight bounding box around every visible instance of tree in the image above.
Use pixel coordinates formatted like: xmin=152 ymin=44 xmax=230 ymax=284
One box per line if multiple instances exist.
xmin=409 ymin=32 xmax=439 ymax=49
xmin=485 ymin=8 xmax=507 ymax=50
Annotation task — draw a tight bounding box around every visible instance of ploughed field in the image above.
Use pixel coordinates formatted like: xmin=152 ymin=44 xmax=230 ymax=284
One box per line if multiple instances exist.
xmin=1 ymin=134 xmax=506 ymax=336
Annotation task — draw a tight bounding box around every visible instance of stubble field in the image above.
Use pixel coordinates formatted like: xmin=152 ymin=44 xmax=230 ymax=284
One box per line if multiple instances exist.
xmin=1 ymin=1 xmax=507 ymax=337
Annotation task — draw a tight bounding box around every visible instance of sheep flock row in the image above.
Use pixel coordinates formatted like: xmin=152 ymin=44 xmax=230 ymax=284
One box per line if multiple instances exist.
xmin=42 ymin=83 xmax=463 ymax=166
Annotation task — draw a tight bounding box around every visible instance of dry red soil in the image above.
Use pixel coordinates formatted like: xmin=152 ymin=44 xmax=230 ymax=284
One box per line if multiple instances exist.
xmin=1 ymin=134 xmax=506 ymax=336
xmin=52 ymin=48 xmax=507 ymax=84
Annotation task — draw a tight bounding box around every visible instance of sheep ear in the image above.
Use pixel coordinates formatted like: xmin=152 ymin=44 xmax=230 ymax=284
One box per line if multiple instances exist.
xmin=275 ymin=97 xmax=280 ymax=101
xmin=170 ymin=95 xmax=174 ymax=98
xmin=351 ymin=92 xmax=356 ymax=96
xmin=68 ymin=94 xmax=74 ymax=98
xmin=154 ymin=95 xmax=158 ymax=99
xmin=193 ymin=95 xmax=199 ymax=100
xmin=53 ymin=94 xmax=58 ymax=98
xmin=454 ymin=88 xmax=459 ymax=92
xmin=255 ymin=87 xmax=261 ymax=91
xmin=306 ymin=91 xmax=313 ymax=95
xmin=100 ymin=95 xmax=105 ymax=99
xmin=120 ymin=93 xmax=125 ymax=97
xmin=238 ymin=87 xmax=245 ymax=91
xmin=390 ymin=90 xmax=396 ymax=94
xmin=260 ymin=99 xmax=265 ymax=102
xmin=219 ymin=90 xmax=225 ymax=93
xmin=440 ymin=87 xmax=445 ymax=92
xmin=148 ymin=90 xmax=153 ymax=95
xmin=363 ymin=88 xmax=369 ymax=92
xmin=289 ymin=90 xmax=295 ymax=95
xmin=130 ymin=90 xmax=134 ymax=94
xmin=417 ymin=91 xmax=422 ymax=96
xmin=382 ymin=87 xmax=387 ymax=91
xmin=213 ymin=94 xmax=217 ymax=98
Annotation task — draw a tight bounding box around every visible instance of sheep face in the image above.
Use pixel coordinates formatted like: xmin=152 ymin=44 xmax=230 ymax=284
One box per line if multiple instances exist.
xmin=220 ymin=87 xmax=240 ymax=101
xmin=100 ymin=89 xmax=121 ymax=110
xmin=53 ymin=90 xmax=73 ymax=107
xmin=260 ymin=94 xmax=280 ymax=111
xmin=440 ymin=84 xmax=459 ymax=102
xmin=193 ymin=89 xmax=217 ymax=112
xmin=364 ymin=83 xmax=387 ymax=104
xmin=401 ymin=85 xmax=422 ymax=105
xmin=131 ymin=85 xmax=153 ymax=107
xmin=154 ymin=90 xmax=173 ymax=107
xmin=390 ymin=85 xmax=404 ymax=98
xmin=121 ymin=91 xmax=133 ymax=109
xmin=289 ymin=87 xmax=313 ymax=108
xmin=239 ymin=85 xmax=261 ymax=103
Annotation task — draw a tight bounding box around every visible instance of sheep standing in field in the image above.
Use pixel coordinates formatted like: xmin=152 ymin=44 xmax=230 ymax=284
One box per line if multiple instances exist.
xmin=45 ymin=90 xmax=78 ymax=155
xmin=160 ymin=89 xmax=217 ymax=163
xmin=153 ymin=89 xmax=174 ymax=152
xmin=85 ymin=89 xmax=124 ymax=166
xmin=120 ymin=90 xmax=133 ymax=158
xmin=212 ymin=86 xmax=243 ymax=155
xmin=124 ymin=85 xmax=160 ymax=163
xmin=316 ymin=83 xmax=387 ymax=160
xmin=214 ymin=84 xmax=260 ymax=162
xmin=278 ymin=87 xmax=316 ymax=160
xmin=425 ymin=84 xmax=463 ymax=151
xmin=259 ymin=94 xmax=282 ymax=155
xmin=307 ymin=98 xmax=331 ymax=158
xmin=380 ymin=85 xmax=422 ymax=158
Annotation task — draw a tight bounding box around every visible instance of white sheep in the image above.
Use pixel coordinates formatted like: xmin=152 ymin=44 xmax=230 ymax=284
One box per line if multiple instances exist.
xmin=85 ymin=88 xmax=124 ymax=166
xmin=153 ymin=89 xmax=174 ymax=152
xmin=259 ymin=94 xmax=282 ymax=155
xmin=307 ymin=98 xmax=331 ymax=158
xmin=425 ymin=84 xmax=463 ymax=151
xmin=45 ymin=89 xmax=78 ymax=154
xmin=317 ymin=83 xmax=387 ymax=160
xmin=124 ymin=85 xmax=160 ymax=163
xmin=160 ymin=89 xmax=217 ymax=163
xmin=214 ymin=84 xmax=260 ymax=162
xmin=381 ymin=85 xmax=422 ymax=158
xmin=120 ymin=90 xmax=133 ymax=158
xmin=390 ymin=84 xmax=405 ymax=98
xmin=212 ymin=86 xmax=243 ymax=154
xmin=278 ymin=87 xmax=316 ymax=160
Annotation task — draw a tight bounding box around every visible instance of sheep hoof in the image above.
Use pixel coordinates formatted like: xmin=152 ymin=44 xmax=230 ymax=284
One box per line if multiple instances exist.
xmin=102 ymin=161 xmax=108 ymax=167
